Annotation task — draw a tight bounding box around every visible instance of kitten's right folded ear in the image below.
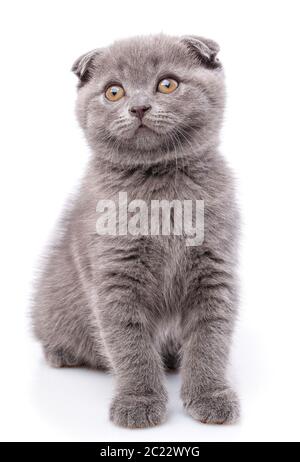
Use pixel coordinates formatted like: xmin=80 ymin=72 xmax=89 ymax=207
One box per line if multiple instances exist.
xmin=71 ymin=49 xmax=102 ymax=86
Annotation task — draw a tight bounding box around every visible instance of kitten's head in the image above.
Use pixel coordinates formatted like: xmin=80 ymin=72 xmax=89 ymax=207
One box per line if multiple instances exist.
xmin=72 ymin=34 xmax=225 ymax=165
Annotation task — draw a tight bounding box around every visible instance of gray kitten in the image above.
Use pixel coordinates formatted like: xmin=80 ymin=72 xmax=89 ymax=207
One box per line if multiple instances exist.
xmin=32 ymin=34 xmax=240 ymax=428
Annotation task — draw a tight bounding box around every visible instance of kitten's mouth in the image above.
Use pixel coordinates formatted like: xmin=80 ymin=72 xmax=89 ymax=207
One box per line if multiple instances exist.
xmin=136 ymin=122 xmax=153 ymax=133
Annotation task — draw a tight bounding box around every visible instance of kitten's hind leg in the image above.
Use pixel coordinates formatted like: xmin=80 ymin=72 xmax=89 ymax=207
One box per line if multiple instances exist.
xmin=43 ymin=343 xmax=109 ymax=370
xmin=33 ymin=246 xmax=110 ymax=372
xmin=44 ymin=347 xmax=81 ymax=368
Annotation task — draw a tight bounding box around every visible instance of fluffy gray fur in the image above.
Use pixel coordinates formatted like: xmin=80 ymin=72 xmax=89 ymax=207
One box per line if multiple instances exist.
xmin=32 ymin=34 xmax=240 ymax=428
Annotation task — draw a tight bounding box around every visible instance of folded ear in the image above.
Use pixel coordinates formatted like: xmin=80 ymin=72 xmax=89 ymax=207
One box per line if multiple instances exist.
xmin=71 ymin=48 xmax=101 ymax=86
xmin=181 ymin=35 xmax=221 ymax=69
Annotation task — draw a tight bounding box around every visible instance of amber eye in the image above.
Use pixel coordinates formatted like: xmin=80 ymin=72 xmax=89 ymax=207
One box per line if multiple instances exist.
xmin=105 ymin=85 xmax=125 ymax=102
xmin=157 ymin=78 xmax=178 ymax=94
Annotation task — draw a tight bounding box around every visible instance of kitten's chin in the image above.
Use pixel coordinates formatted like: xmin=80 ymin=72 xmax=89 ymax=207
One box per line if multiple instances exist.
xmin=120 ymin=128 xmax=166 ymax=152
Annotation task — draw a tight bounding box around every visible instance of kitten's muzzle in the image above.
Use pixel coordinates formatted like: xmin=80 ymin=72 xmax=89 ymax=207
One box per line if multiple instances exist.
xmin=129 ymin=105 xmax=152 ymax=120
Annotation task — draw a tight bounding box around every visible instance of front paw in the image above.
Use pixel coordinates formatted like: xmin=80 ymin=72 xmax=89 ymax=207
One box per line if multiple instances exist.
xmin=110 ymin=393 xmax=167 ymax=428
xmin=182 ymin=388 xmax=240 ymax=424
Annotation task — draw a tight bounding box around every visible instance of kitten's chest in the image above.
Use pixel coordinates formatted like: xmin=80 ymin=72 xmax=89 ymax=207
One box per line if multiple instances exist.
xmin=133 ymin=170 xmax=204 ymax=202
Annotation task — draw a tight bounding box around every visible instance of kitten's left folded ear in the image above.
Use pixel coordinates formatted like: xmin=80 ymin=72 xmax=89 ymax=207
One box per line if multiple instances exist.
xmin=181 ymin=35 xmax=221 ymax=69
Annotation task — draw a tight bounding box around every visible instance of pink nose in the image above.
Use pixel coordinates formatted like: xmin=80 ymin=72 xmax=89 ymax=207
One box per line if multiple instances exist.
xmin=129 ymin=105 xmax=151 ymax=120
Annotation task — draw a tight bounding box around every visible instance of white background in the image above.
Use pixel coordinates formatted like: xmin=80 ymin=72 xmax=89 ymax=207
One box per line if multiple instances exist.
xmin=1 ymin=0 xmax=300 ymax=442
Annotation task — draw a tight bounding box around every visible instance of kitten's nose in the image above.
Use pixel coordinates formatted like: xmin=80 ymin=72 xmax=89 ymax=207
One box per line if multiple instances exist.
xmin=129 ymin=105 xmax=151 ymax=120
